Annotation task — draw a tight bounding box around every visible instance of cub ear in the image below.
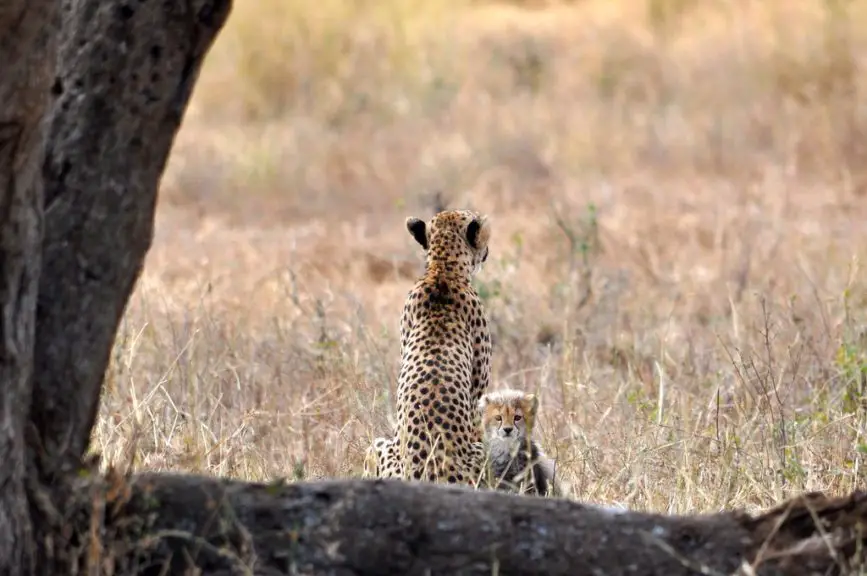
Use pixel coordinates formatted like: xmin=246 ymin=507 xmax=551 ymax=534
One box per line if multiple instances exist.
xmin=477 ymin=395 xmax=489 ymax=412
xmin=524 ymin=393 xmax=539 ymax=415
xmin=465 ymin=216 xmax=489 ymax=250
xmin=406 ymin=217 xmax=428 ymax=250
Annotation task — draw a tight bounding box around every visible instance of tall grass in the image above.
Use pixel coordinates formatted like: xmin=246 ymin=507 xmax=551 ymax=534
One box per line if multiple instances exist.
xmin=96 ymin=0 xmax=867 ymax=513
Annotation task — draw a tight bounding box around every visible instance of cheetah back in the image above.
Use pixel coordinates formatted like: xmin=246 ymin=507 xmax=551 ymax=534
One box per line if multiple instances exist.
xmin=395 ymin=276 xmax=491 ymax=484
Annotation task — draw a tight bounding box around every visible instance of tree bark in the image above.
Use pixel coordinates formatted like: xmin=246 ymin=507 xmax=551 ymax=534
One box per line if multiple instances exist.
xmin=31 ymin=0 xmax=232 ymax=479
xmin=0 ymin=2 xmax=59 ymax=572
xmin=33 ymin=475 xmax=867 ymax=575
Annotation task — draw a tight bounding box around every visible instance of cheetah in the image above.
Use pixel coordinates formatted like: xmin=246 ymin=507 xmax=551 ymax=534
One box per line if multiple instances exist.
xmin=480 ymin=388 xmax=558 ymax=497
xmin=363 ymin=209 xmax=493 ymax=486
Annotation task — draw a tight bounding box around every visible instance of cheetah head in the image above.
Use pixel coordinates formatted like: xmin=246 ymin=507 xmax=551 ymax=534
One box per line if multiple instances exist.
xmin=478 ymin=388 xmax=539 ymax=442
xmin=405 ymin=209 xmax=490 ymax=277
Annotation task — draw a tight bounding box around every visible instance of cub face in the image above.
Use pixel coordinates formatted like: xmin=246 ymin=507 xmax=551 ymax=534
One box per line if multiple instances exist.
xmin=478 ymin=389 xmax=538 ymax=441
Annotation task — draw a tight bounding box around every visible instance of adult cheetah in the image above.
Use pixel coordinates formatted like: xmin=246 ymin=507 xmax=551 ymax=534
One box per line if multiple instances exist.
xmin=363 ymin=209 xmax=493 ymax=486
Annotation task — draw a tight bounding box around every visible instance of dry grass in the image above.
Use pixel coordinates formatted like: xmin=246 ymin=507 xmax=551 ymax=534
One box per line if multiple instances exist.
xmin=94 ymin=0 xmax=867 ymax=515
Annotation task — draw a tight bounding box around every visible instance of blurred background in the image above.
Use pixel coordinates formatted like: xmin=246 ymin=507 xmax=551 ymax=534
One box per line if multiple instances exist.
xmin=95 ymin=0 xmax=867 ymax=513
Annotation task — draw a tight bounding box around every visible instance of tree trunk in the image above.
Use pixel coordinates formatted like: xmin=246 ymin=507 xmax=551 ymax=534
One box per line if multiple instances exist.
xmin=1 ymin=1 xmax=867 ymax=576
xmin=0 ymin=2 xmax=59 ymax=572
xmin=31 ymin=0 xmax=232 ymax=479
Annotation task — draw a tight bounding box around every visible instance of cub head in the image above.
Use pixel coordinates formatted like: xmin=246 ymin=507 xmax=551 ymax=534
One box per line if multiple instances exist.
xmin=478 ymin=389 xmax=539 ymax=441
xmin=406 ymin=209 xmax=490 ymax=277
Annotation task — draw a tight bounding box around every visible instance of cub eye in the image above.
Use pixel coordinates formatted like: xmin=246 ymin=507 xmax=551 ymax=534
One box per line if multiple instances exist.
xmin=514 ymin=415 xmax=522 ymax=422
xmin=494 ymin=415 xmax=502 ymax=422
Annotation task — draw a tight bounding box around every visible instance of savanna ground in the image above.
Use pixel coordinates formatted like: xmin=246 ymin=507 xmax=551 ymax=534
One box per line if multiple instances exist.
xmin=92 ymin=0 xmax=867 ymax=516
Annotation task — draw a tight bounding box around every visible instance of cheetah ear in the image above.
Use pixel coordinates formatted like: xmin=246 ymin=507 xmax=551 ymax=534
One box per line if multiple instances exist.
xmin=477 ymin=396 xmax=489 ymax=412
xmin=524 ymin=394 xmax=539 ymax=416
xmin=406 ymin=217 xmax=428 ymax=250
xmin=466 ymin=216 xmax=490 ymax=250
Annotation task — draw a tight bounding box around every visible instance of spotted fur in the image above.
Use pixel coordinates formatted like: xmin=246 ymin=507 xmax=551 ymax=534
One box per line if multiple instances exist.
xmin=363 ymin=209 xmax=493 ymax=485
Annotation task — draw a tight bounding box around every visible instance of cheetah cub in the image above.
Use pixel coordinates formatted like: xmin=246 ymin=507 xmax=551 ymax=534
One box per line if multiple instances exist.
xmin=479 ymin=389 xmax=557 ymax=497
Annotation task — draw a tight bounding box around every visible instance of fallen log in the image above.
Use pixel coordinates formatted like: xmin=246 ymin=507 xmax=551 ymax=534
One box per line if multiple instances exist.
xmin=32 ymin=472 xmax=867 ymax=575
